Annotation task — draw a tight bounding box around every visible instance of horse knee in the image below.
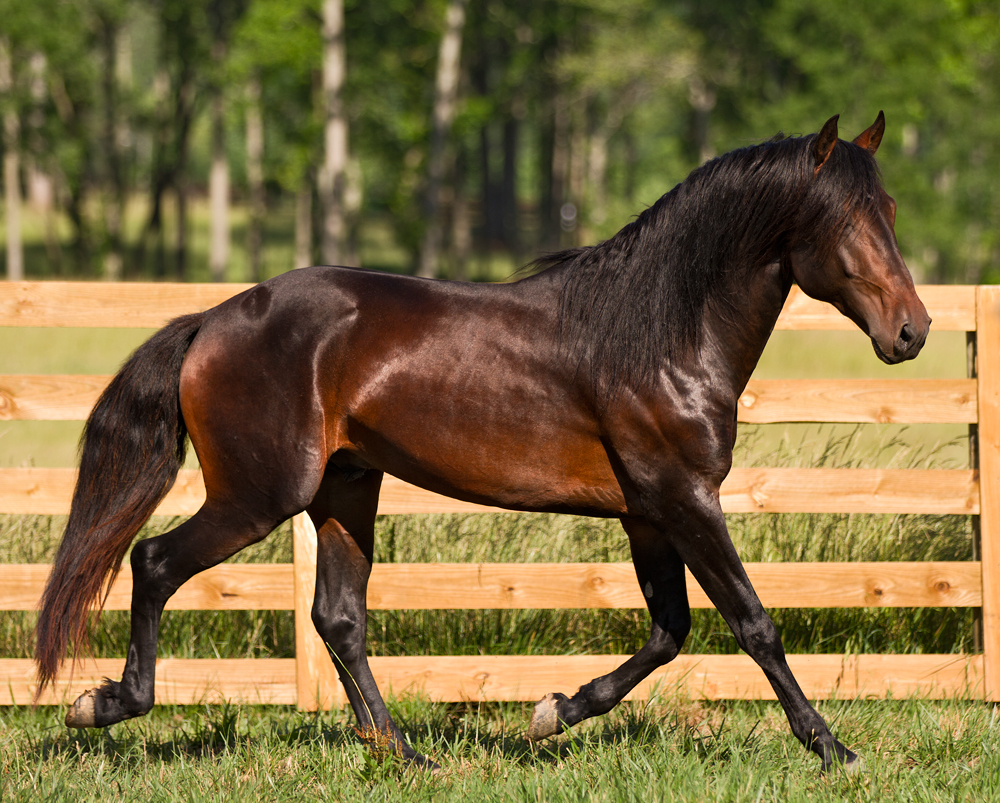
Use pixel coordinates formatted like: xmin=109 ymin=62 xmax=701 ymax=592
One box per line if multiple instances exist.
xmin=735 ymin=614 xmax=782 ymax=658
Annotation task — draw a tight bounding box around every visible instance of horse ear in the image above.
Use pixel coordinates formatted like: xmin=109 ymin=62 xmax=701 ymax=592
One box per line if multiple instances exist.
xmin=813 ymin=114 xmax=839 ymax=172
xmin=853 ymin=110 xmax=886 ymax=155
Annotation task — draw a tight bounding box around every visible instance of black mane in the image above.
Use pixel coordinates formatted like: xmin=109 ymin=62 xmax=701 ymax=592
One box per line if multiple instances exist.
xmin=539 ymin=132 xmax=884 ymax=398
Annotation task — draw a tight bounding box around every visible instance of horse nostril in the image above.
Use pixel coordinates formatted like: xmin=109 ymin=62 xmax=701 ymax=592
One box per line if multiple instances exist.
xmin=898 ymin=322 xmax=914 ymax=345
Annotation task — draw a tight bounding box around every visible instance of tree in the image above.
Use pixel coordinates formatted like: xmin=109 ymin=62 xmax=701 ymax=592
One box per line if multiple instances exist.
xmin=418 ymin=0 xmax=468 ymax=278
xmin=0 ymin=35 xmax=22 ymax=280
xmin=319 ymin=0 xmax=348 ymax=265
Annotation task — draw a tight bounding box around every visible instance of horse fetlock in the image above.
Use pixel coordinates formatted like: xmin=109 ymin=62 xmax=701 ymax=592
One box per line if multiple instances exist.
xmin=527 ymin=692 xmax=568 ymax=740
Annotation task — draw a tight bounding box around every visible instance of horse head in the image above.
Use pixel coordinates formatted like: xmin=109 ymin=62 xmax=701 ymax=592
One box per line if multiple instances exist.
xmin=788 ymin=112 xmax=931 ymax=364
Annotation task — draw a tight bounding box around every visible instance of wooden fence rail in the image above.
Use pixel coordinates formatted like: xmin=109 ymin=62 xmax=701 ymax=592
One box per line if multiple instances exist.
xmin=1 ymin=281 xmax=997 ymax=709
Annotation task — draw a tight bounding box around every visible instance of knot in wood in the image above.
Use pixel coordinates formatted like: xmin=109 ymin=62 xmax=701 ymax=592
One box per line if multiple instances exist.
xmin=739 ymin=391 xmax=758 ymax=408
xmin=935 ymin=581 xmax=950 ymax=593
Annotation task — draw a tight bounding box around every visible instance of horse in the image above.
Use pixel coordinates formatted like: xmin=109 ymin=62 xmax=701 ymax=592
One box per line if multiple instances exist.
xmin=35 ymin=112 xmax=928 ymax=772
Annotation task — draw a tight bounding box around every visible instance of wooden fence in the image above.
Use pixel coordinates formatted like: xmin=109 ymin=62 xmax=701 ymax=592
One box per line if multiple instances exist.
xmin=1 ymin=281 xmax=998 ymax=710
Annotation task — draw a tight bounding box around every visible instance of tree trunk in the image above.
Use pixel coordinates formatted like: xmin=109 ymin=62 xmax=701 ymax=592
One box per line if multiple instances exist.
xmin=245 ymin=74 xmax=265 ymax=282
xmin=450 ymin=144 xmax=471 ymax=279
xmin=0 ymin=37 xmax=23 ymax=281
xmin=176 ymin=177 xmax=188 ymax=280
xmin=319 ymin=0 xmax=348 ymax=266
xmin=501 ymin=116 xmax=519 ymax=255
xmin=295 ymin=176 xmax=313 ymax=269
xmin=100 ymin=16 xmax=124 ymax=281
xmin=688 ymin=76 xmax=716 ymax=164
xmin=27 ymin=52 xmax=60 ymax=272
xmin=549 ymin=94 xmax=569 ymax=249
xmin=418 ymin=0 xmax=468 ymax=278
xmin=208 ymin=50 xmax=229 ymax=282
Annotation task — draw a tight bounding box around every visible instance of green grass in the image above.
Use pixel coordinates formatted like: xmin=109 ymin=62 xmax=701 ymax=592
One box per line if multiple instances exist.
xmin=3 ymin=696 xmax=999 ymax=801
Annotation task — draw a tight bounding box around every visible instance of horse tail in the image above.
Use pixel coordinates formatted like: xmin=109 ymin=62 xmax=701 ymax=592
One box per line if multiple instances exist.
xmin=35 ymin=312 xmax=205 ymax=693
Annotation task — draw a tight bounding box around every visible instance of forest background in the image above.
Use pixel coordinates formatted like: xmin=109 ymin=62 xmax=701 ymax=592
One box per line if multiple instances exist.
xmin=1 ymin=0 xmax=998 ymax=286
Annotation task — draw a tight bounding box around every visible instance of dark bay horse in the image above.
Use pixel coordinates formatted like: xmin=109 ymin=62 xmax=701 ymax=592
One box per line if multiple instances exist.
xmin=36 ymin=113 xmax=928 ymax=771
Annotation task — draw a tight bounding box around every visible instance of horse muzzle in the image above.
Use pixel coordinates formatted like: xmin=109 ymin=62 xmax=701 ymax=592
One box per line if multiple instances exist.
xmin=872 ymin=311 xmax=931 ymax=365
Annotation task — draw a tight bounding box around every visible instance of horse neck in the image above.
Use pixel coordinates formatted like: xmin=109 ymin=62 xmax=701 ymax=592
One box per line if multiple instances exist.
xmin=697 ymin=258 xmax=792 ymax=397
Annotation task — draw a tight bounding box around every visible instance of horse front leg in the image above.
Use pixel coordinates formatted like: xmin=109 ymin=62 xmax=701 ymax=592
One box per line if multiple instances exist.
xmin=660 ymin=487 xmax=859 ymax=772
xmin=528 ymin=518 xmax=691 ymax=739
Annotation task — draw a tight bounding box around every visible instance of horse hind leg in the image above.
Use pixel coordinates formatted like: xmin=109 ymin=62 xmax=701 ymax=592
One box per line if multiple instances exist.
xmin=528 ymin=518 xmax=691 ymax=740
xmin=64 ymin=502 xmax=285 ymax=728
xmin=306 ymin=464 xmax=434 ymax=766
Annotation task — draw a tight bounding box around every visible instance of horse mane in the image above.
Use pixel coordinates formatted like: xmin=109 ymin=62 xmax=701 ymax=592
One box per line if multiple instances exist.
xmin=536 ymin=132 xmax=884 ymax=399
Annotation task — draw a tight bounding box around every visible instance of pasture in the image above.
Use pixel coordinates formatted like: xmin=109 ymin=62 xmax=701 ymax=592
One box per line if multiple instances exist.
xmin=0 ymin=289 xmax=996 ymax=800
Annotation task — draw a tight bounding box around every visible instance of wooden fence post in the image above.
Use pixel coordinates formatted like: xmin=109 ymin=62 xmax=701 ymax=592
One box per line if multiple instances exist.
xmin=976 ymin=285 xmax=1000 ymax=701
xmin=292 ymin=513 xmax=342 ymax=710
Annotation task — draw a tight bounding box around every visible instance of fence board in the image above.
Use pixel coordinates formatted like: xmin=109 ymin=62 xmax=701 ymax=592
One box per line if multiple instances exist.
xmin=775 ymin=285 xmax=975 ymax=332
xmin=737 ymin=378 xmax=978 ymax=424
xmin=0 ymin=467 xmax=978 ymax=516
xmin=0 ymin=374 xmax=110 ymax=420
xmin=2 ymin=374 xmax=979 ymax=425
xmin=720 ymin=467 xmax=977 ymax=514
xmin=7 ymin=658 xmax=297 ymax=706
xmin=0 ymin=282 xmax=254 ymax=328
xmin=0 ymin=282 xmax=976 ymax=331
xmin=976 ymin=285 xmax=1000 ymax=700
xmin=2 ymin=560 xmax=981 ymax=612
xmin=5 ymin=653 xmax=982 ymax=706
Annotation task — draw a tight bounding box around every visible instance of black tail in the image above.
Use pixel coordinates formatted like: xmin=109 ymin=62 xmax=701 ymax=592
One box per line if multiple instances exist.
xmin=35 ymin=312 xmax=205 ymax=693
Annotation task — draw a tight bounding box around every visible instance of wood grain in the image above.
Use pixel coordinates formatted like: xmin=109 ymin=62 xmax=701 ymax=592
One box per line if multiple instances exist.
xmin=775 ymin=285 xmax=975 ymax=332
xmin=0 ymin=374 xmax=110 ymax=420
xmin=721 ymin=467 xmax=978 ymax=514
xmin=8 ymin=658 xmax=297 ymax=706
xmin=2 ymin=560 xmax=981 ymax=612
xmin=976 ymin=285 xmax=1000 ymax=700
xmin=0 ymin=282 xmax=253 ymax=328
xmin=5 ymin=653 xmax=982 ymax=706
xmin=737 ymin=378 xmax=978 ymax=424
xmin=3 ymin=374 xmax=978 ymax=425
xmin=0 ymin=466 xmax=978 ymax=516
xmin=0 ymin=282 xmax=975 ymax=330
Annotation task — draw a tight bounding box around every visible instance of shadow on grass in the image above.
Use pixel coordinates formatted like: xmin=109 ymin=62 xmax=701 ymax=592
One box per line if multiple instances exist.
xmin=23 ymin=695 xmax=770 ymax=780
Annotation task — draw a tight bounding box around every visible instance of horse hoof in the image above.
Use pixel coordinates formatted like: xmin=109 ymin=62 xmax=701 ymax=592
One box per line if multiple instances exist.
xmin=65 ymin=688 xmax=99 ymax=728
xmin=527 ymin=692 xmax=567 ymax=741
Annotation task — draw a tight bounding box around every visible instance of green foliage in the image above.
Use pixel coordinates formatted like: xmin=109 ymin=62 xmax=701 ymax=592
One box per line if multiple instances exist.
xmin=5 ymin=0 xmax=999 ymax=280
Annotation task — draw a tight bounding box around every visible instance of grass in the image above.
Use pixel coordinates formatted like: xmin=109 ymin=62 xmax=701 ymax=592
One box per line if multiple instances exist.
xmin=3 ymin=695 xmax=999 ymax=801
